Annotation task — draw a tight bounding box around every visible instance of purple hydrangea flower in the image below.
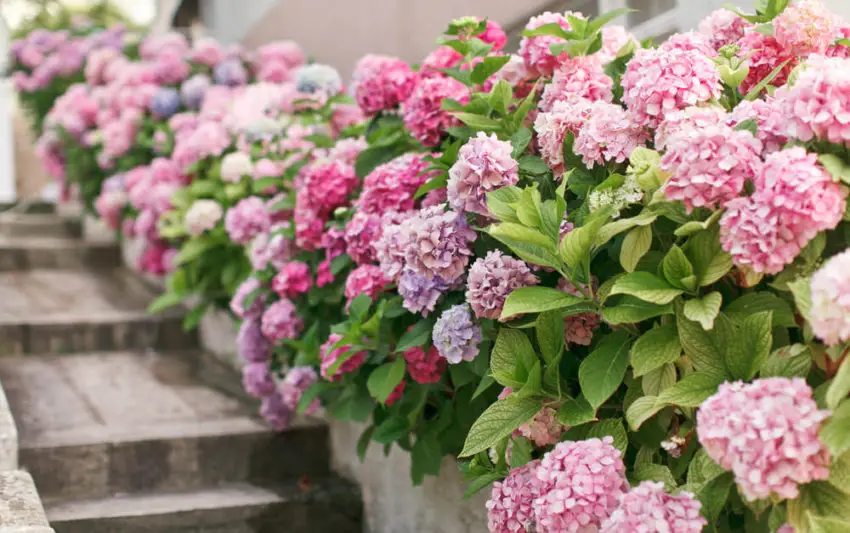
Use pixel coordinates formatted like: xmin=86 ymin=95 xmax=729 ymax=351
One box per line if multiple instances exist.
xmin=260 ymin=299 xmax=304 ymax=342
xmin=236 ymin=319 xmax=271 ymax=363
xmin=281 ymin=366 xmax=320 ymax=414
xmin=400 ymin=205 xmax=476 ymax=282
xmin=242 ymin=362 xmax=275 ymax=399
xmin=466 ymin=250 xmax=539 ymax=320
xmin=398 ymin=267 xmax=450 ymax=317
xmin=432 ymin=304 xmax=482 ymax=364
xmin=260 ymin=391 xmax=294 ymax=431
xmin=213 ymin=58 xmax=248 ymax=86
xmin=180 ymin=73 xmax=211 ymax=110
xmin=295 ymin=64 xmax=343 ymax=95
xmin=150 ymin=87 xmax=181 ymax=118
xmin=230 ymin=277 xmax=265 ymax=320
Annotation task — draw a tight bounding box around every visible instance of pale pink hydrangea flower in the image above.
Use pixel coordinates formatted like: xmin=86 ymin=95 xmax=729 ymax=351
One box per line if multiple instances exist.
xmin=697 ymin=378 xmax=831 ymax=501
xmin=727 ymin=97 xmax=788 ymax=154
xmin=271 ymin=261 xmax=313 ymax=299
xmin=598 ymin=25 xmax=637 ymax=64
xmin=661 ymin=123 xmax=763 ymax=212
xmin=373 ymin=211 xmax=416 ymax=283
xmin=698 ymin=8 xmax=753 ymax=51
xmin=518 ymin=406 xmax=565 ymax=448
xmin=351 ymin=54 xmax=418 ymax=115
xmin=486 ymin=461 xmax=542 ymax=533
xmin=519 ymin=11 xmax=583 ymax=76
xmin=327 ymin=137 xmax=368 ymax=165
xmin=344 ymin=265 xmax=390 ymax=308
xmin=184 ymin=199 xmax=223 ymax=236
xmin=777 ymin=525 xmax=796 ymax=533
xmin=399 ymin=205 xmax=477 ymax=282
xmin=420 ymin=46 xmax=463 ymax=77
xmin=402 ymin=346 xmax=446 ymax=384
xmin=600 ymin=481 xmax=707 ymax=533
xmin=220 ymin=151 xmax=253 ymax=183
xmin=654 ymin=104 xmax=728 ymax=151
xmin=402 ymin=76 xmax=470 ymax=147
xmin=575 ymin=101 xmax=649 ymax=167
xmin=534 ymin=97 xmax=593 ymax=176
xmin=660 ymin=31 xmax=717 ymax=56
xmin=319 ymin=333 xmax=367 ymax=382
xmin=534 ymin=437 xmax=629 ymax=533
xmin=736 ymin=30 xmax=797 ymax=95
xmin=260 ymin=299 xmax=303 ymax=342
xmin=230 ymin=277 xmax=265 ymax=320
xmin=810 ymin=249 xmax=850 ymax=345
xmin=466 ymin=251 xmax=539 ymax=320
xmin=447 ymin=132 xmax=519 ymax=216
xmin=774 ymin=0 xmax=838 ymax=57
xmin=621 ymin=46 xmax=721 ymax=128
xmin=540 ymin=55 xmax=613 ymax=112
xmin=224 ymin=197 xmax=272 ymax=245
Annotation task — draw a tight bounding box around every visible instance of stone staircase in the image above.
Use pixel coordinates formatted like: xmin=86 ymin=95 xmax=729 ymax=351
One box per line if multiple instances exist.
xmin=0 ymin=204 xmax=363 ymax=533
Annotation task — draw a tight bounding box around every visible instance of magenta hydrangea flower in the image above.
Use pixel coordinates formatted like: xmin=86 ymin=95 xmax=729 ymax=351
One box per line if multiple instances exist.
xmin=540 ymin=55 xmax=613 ymax=112
xmin=296 ymin=159 xmax=359 ymax=216
xmin=774 ymin=0 xmax=838 ymax=57
xmin=486 ymin=461 xmax=542 ymax=533
xmin=280 ymin=366 xmax=320 ymax=415
xmin=374 ymin=211 xmax=415 ymax=282
xmin=654 ymin=105 xmax=727 ymax=151
xmin=558 ymin=278 xmax=601 ymax=346
xmin=518 ymin=406 xmax=565 ymax=448
xmin=344 ymin=265 xmax=390 ymax=308
xmin=534 ymin=98 xmax=593 ymax=176
xmin=402 ymin=76 xmax=470 ymax=147
xmin=403 ymin=345 xmax=447 ymax=384
xmin=697 ymin=377 xmax=831 ymax=501
xmin=776 ymin=56 xmax=850 ymax=147
xmin=271 ymin=261 xmax=313 ymax=299
xmin=466 ymin=251 xmax=539 ymax=320
xmin=736 ymin=30 xmax=797 ymax=96
xmin=621 ymin=46 xmax=721 ymax=128
xmin=351 ymin=54 xmax=418 ymax=115
xmin=727 ymin=97 xmax=788 ymax=154
xmin=533 ymin=437 xmax=629 ymax=533
xmin=698 ymin=8 xmax=753 ymax=50
xmin=224 ymin=197 xmax=272 ymax=245
xmin=260 ymin=299 xmax=303 ymax=342
xmin=357 ymin=153 xmax=436 ymax=216
xmin=810 ymin=249 xmax=850 ymax=345
xmin=600 ymin=481 xmax=707 ymax=533
xmin=661 ymin=123 xmax=763 ymax=212
xmin=242 ymin=362 xmax=275 ymax=399
xmin=519 ymin=11 xmax=582 ymax=76
xmin=447 ymin=132 xmax=519 ymax=216
xmin=319 ymin=333 xmax=367 ymax=382
xmin=236 ymin=319 xmax=270 ymax=363
xmin=420 ymin=46 xmax=462 ymax=76
xmin=575 ymin=101 xmax=649 ymax=167
xmin=398 ymin=268 xmax=450 ymax=317
xmin=230 ymin=277 xmax=265 ymax=320
xmin=384 ymin=379 xmax=406 ymax=406
xmin=433 ymin=304 xmax=482 ymax=364
xmin=344 ymin=212 xmax=382 ymax=265
xmin=400 ymin=205 xmax=477 ymax=282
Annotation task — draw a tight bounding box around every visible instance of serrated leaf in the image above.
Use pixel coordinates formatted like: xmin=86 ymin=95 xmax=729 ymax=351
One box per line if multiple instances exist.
xmin=579 ymin=331 xmax=632 ymax=409
xmin=789 ymin=276 xmax=813 ymax=324
xmin=602 ymin=296 xmax=673 ymax=325
xmin=683 ymin=292 xmax=723 ymax=330
xmin=489 ymin=222 xmax=561 ymax=269
xmin=761 ymin=344 xmax=812 ymax=378
xmin=725 ymin=311 xmax=773 ymax=381
xmin=510 ymin=127 xmax=532 ymax=159
xmin=725 ymin=292 xmax=796 ymax=328
xmin=633 ymin=463 xmax=677 ymax=490
xmin=662 ymin=245 xmax=695 ymax=290
xmin=147 ymin=291 xmax=183 ymax=314
xmin=827 ymin=358 xmax=850 ymax=410
xmin=491 ymin=328 xmax=537 ymax=388
xmin=367 ymin=358 xmax=406 ymax=404
xmin=518 ymin=155 xmax=550 ymax=175
xmin=586 ymin=419 xmax=628 ymax=454
xmin=452 ymin=112 xmax=502 ymax=130
xmin=611 ymin=272 xmax=683 ymax=305
xmin=621 ymin=225 xmax=653 ymax=273
xmin=501 ymin=286 xmax=584 ymax=318
xmin=658 ymin=372 xmax=725 ymax=407
xmin=557 ymin=396 xmax=597 ymax=426
xmin=676 ymin=306 xmax=727 ymax=376
xmin=560 ymin=215 xmax=606 ymax=269
xmin=631 ymin=325 xmax=682 ymax=377
xmin=460 ymin=397 xmax=541 ymax=457
xmin=626 ymin=396 xmax=664 ymax=430
xmin=536 ymin=311 xmax=564 ymax=364
xmin=688 ymin=448 xmax=726 ymax=485
xmin=642 ymin=363 xmax=677 ymax=396
xmin=486 ymin=186 xmax=522 ymax=223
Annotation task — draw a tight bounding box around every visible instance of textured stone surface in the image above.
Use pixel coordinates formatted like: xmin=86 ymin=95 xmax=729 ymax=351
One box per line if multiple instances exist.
xmin=0 ymin=470 xmax=53 ymax=531
xmin=0 ymin=213 xmax=80 ymax=239
xmin=0 ymin=352 xmax=330 ymax=501
xmin=0 ymin=236 xmax=121 ymax=271
xmin=0 ymin=270 xmax=196 ymax=354
xmin=0 ymin=375 xmax=19 ymax=470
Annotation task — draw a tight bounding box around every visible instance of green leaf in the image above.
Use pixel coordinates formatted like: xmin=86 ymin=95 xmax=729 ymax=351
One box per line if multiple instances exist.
xmin=513 ymin=187 xmax=543 ymax=228
xmin=602 ymin=297 xmax=673 ymax=325
xmin=486 ymin=186 xmax=522 ymax=223
xmin=182 ymin=303 xmax=209 ymax=331
xmin=452 ymin=112 xmax=503 ymax=131
xmin=491 ymin=328 xmax=537 ymax=388
xmin=695 ymin=473 xmax=734 ymax=525
xmin=251 ymin=176 xmax=279 ymax=194
xmin=685 ymin=228 xmax=733 ymax=287
xmin=790 ymin=481 xmax=850 ymax=531
xmin=367 ymin=358 xmax=406 ymax=404
xmin=560 ymin=216 xmax=606 ymax=270
xmin=631 ymin=325 xmax=682 ymax=377
xmin=460 ymin=396 xmax=541 ymax=457
xmin=586 ymin=7 xmax=636 ymax=34
xmin=510 ymin=127 xmax=532 ymax=159
xmin=683 ymin=292 xmax=723 ymax=330
xmin=579 ymin=331 xmax=632 ymax=409
xmin=174 ymin=238 xmax=212 ymax=266
xmin=658 ymin=372 xmax=725 ymax=408
xmin=642 ymin=363 xmax=677 ymax=396
xmin=410 ymin=435 xmax=443 ymax=485
xmin=633 ymin=463 xmax=677 ymax=490
xmin=809 ymin=515 xmax=850 ymax=533
xmin=356 ymin=425 xmax=375 ymax=461
xmin=522 ymin=22 xmax=575 ymax=40
xmin=688 ymin=448 xmax=726 ymax=485
xmin=676 ymin=306 xmax=727 ymax=376
xmin=674 ymin=210 xmax=723 ymax=237
xmin=394 ymin=320 xmax=432 ymax=352
xmin=611 ymin=272 xmax=684 ymax=305
xmin=662 ymin=246 xmax=695 ymax=290
xmin=626 ymin=396 xmax=663 ymax=430
xmin=789 ymin=276 xmax=813 ymax=324
xmin=510 ymin=437 xmax=534 ymax=468
xmin=745 ymin=59 xmax=792 ymax=100
xmin=471 ymin=55 xmax=511 ymax=85
xmin=372 ymin=416 xmax=410 ymax=444
xmin=518 ymin=155 xmax=550 ymax=175
xmin=464 ymin=471 xmax=504 ymax=498
xmin=595 ymin=211 xmax=657 ymax=246
xmin=761 ymin=344 xmax=812 ymax=378
xmin=488 ymin=80 xmax=512 ymax=116
xmin=621 ymin=225 xmax=652 ymax=273
xmin=725 ymin=292 xmax=796 ymax=328
xmin=501 ymin=286 xmax=584 ymax=319
xmin=489 ymin=223 xmax=561 ymax=269
xmin=536 ymin=311 xmax=565 ymax=364
xmin=147 ymin=291 xmax=183 ymax=314
xmin=820 ymin=154 xmax=850 ymax=186
xmin=586 ymin=419 xmax=628 ymax=454
xmin=827 ymin=359 xmax=850 ymax=410
xmin=725 ymin=311 xmax=773 ymax=381
xmin=557 ymin=396 xmax=597 ymax=426
xmin=348 ymin=294 xmax=372 ymax=321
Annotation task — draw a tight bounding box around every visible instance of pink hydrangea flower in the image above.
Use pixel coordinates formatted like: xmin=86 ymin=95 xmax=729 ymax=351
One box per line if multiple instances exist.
xmin=600 ymin=481 xmax=707 ymax=533
xmin=774 ymin=0 xmax=838 ymax=57
xmin=776 ymin=56 xmax=850 ymax=147
xmin=230 ymin=277 xmax=265 ymax=320
xmin=296 ymin=159 xmax=359 ymax=215
xmin=487 ymin=461 xmax=542 ymax=533
xmin=661 ymin=123 xmax=763 ymax=212
xmin=810 ymin=249 xmax=850 ymax=345
xmin=260 ymin=299 xmax=304 ymax=342
xmin=447 ymin=132 xmax=519 ymax=216
xmin=403 ymin=345 xmax=446 ymax=384
xmin=540 ymin=55 xmax=613 ymax=112
xmin=727 ymin=98 xmax=788 ymax=154
xmin=399 ymin=205 xmax=476 ymax=282
xmin=622 ymin=46 xmax=721 ymax=128
xmin=736 ymin=30 xmax=797 ymax=95
xmin=225 ymin=197 xmax=272 ymax=245
xmin=402 ymin=76 xmax=470 ymax=147
xmin=534 ymin=98 xmax=593 ymax=176
xmin=518 ymin=406 xmax=565 ymax=448
xmin=420 ymin=46 xmax=463 ymax=77
xmin=697 ymin=378 xmax=831 ymax=501
xmin=351 ymin=54 xmax=418 ymax=115
xmin=344 ymin=265 xmax=390 ymax=308
xmin=699 ymin=8 xmax=753 ymax=50
xmin=184 ymin=199 xmax=223 ymax=236
xmin=327 ymin=137 xmax=368 ymax=166
xmin=466 ymin=251 xmax=539 ymax=320
xmin=575 ymin=101 xmax=650 ymax=167
xmin=480 ymin=19 xmax=508 ymax=50
xmin=558 ymin=278 xmax=600 ymax=346
xmin=533 ymin=437 xmax=629 ymax=533
xmin=660 ymin=31 xmax=717 ymax=56
xmin=344 ymin=212 xmax=383 ymax=265
xmin=242 ymin=362 xmax=275 ymax=399
xmin=271 ymin=261 xmax=313 ymax=299
xmin=280 ymin=366 xmax=320 ymax=415
xmin=654 ymin=104 xmax=728 ymax=151
xmin=828 ymin=26 xmax=850 ymax=58
xmin=519 ymin=11 xmax=582 ymax=76
xmin=357 ymin=153 xmax=436 ymax=216
xmin=374 ymin=211 xmax=416 ymax=282
xmin=320 ymin=333 xmax=367 ymax=382
xmin=598 ymin=25 xmax=637 ymax=63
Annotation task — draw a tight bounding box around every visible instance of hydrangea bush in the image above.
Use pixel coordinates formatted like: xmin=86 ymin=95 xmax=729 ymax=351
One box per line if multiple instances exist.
xmin=41 ymin=2 xmax=850 ymax=531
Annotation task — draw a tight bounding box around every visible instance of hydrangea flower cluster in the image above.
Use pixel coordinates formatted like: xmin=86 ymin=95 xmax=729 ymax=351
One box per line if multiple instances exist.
xmin=351 ymin=55 xmax=418 ymax=115
xmin=519 ymin=12 xmax=580 ymax=76
xmin=398 ymin=205 xmax=477 ymax=282
xmin=432 ymin=304 xmax=483 ymax=364
xmin=466 ymin=251 xmax=539 ymax=320
xmin=402 ymin=76 xmax=470 ymax=147
xmin=320 ymin=334 xmax=367 ymax=382
xmin=539 ymin=56 xmax=613 ymax=112
xmin=260 ymin=299 xmax=304 ymax=342
xmin=447 ymin=132 xmax=519 ymax=217
xmin=357 ymin=153 xmax=436 ymax=215
xmin=271 ymin=261 xmax=313 ymax=299
xmin=486 ymin=461 xmax=541 ymax=533
xmin=810 ymin=249 xmax=850 ymax=345
xmin=599 ymin=481 xmax=707 ymax=533
xmin=402 ymin=345 xmax=447 ymax=384
xmin=574 ymin=101 xmax=649 ymax=167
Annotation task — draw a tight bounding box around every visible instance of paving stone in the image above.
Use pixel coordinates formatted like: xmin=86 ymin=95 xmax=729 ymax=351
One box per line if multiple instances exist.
xmin=0 ymin=236 xmax=121 ymax=271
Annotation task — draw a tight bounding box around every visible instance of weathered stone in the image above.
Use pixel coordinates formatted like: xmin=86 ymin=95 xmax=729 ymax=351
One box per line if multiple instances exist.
xmin=0 ymin=213 xmax=81 ymax=239
xmin=0 ymin=237 xmax=121 ymax=271
xmin=0 ymin=470 xmax=54 ymax=531
xmin=0 ymin=375 xmax=19 ymax=470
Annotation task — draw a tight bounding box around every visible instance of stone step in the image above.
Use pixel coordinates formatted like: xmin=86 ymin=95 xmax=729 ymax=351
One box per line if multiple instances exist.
xmin=0 ymin=269 xmax=196 ymax=354
xmin=0 ymin=352 xmax=331 ymax=502
xmin=0 ymin=235 xmax=121 ymax=271
xmin=0 ymin=213 xmax=82 ymax=239
xmin=0 ymin=201 xmax=56 ymax=215
xmin=0 ymin=470 xmax=55 ymax=533
xmin=46 ymin=479 xmax=363 ymax=533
